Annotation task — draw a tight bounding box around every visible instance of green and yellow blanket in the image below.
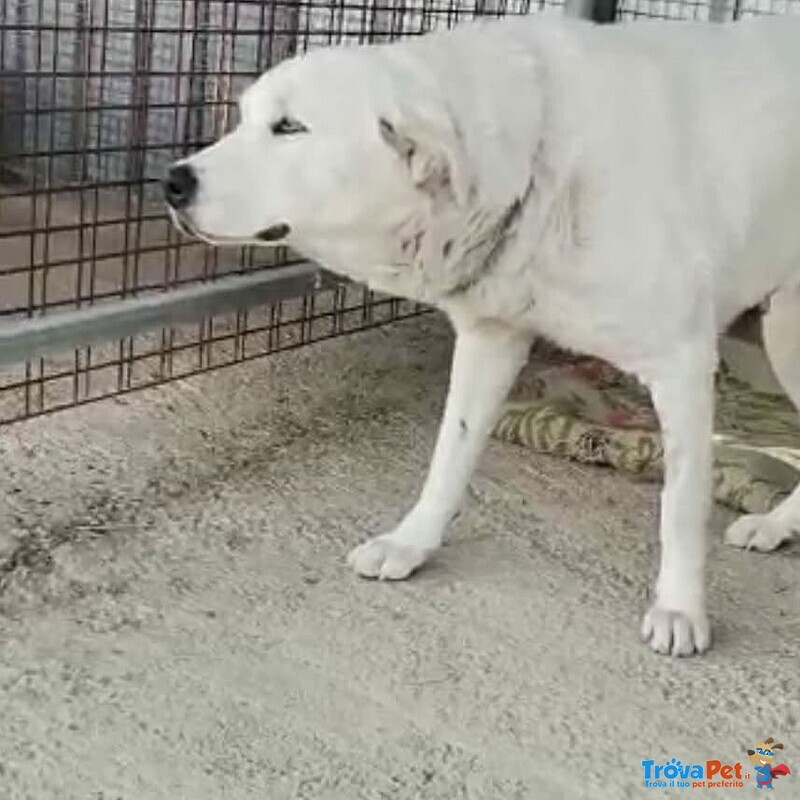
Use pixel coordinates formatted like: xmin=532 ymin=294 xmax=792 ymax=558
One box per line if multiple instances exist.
xmin=492 ymin=349 xmax=800 ymax=515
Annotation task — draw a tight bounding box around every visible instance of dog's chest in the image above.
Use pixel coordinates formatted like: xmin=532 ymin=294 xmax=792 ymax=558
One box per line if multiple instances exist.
xmin=441 ymin=252 xmax=669 ymax=374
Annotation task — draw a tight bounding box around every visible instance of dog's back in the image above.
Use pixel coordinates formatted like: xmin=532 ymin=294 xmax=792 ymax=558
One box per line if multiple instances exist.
xmin=406 ymin=14 xmax=800 ymax=329
xmin=586 ymin=16 xmax=800 ymax=319
xmin=522 ymin=15 xmax=800 ymax=325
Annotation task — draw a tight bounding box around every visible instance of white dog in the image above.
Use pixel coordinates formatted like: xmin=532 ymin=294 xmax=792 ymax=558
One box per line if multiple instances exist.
xmin=165 ymin=13 xmax=800 ymax=656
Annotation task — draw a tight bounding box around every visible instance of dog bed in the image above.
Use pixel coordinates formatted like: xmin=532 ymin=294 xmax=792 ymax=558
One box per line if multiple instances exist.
xmin=492 ymin=347 xmax=800 ymax=515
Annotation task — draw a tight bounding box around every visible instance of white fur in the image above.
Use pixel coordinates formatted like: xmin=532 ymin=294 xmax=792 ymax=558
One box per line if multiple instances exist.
xmin=170 ymin=14 xmax=800 ymax=656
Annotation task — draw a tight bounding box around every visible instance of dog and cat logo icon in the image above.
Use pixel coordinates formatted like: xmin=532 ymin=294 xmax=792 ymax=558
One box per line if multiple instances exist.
xmin=640 ymin=735 xmax=791 ymax=791
xmin=747 ymin=737 xmax=791 ymax=791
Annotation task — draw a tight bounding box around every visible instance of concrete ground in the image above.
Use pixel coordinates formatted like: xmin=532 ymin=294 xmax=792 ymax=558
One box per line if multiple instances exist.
xmin=0 ymin=314 xmax=798 ymax=800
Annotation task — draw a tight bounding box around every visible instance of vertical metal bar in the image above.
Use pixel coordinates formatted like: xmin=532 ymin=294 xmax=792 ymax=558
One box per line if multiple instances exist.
xmin=24 ymin=0 xmax=47 ymax=417
xmin=88 ymin=0 xmax=110 ymax=307
xmin=41 ymin=0 xmax=62 ymax=317
xmin=36 ymin=0 xmax=67 ymax=411
xmin=564 ymin=0 xmax=597 ymax=17
xmin=121 ymin=0 xmax=147 ymax=300
xmin=255 ymin=0 xmax=271 ymax=69
xmin=163 ymin=0 xmax=192 ymax=305
xmin=270 ymin=0 xmax=300 ymax=66
xmin=130 ymin=0 xmax=157 ymax=296
xmin=189 ymin=0 xmax=210 ymax=149
xmin=84 ymin=0 xmax=112 ymax=399
xmin=3 ymin=0 xmax=27 ymax=165
xmin=73 ymin=0 xmax=88 ymax=308
xmin=592 ymin=0 xmax=619 ymax=22
xmin=75 ymin=0 xmax=92 ymax=402
xmin=0 ymin=0 xmax=7 ymax=162
xmin=709 ymin=0 xmax=732 ymax=22
xmin=71 ymin=0 xmax=88 ymax=182
xmin=566 ymin=0 xmax=620 ymax=20
xmin=191 ymin=1 xmax=214 ymax=284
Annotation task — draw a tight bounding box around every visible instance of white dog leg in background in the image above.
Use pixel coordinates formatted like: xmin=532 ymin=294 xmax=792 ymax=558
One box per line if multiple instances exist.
xmin=641 ymin=343 xmax=716 ymax=656
xmin=725 ymin=284 xmax=800 ymax=551
xmin=348 ymin=321 xmax=533 ymax=580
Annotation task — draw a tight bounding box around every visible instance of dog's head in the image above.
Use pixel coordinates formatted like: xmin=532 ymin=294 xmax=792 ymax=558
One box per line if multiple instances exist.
xmin=164 ymin=43 xmax=474 ymax=284
xmin=747 ymin=738 xmax=784 ymax=767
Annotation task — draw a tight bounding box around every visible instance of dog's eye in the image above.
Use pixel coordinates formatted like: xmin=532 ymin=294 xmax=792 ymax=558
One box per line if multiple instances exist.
xmin=270 ymin=116 xmax=308 ymax=136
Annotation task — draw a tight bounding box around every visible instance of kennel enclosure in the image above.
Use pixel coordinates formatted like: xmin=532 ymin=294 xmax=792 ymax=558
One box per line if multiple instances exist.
xmin=0 ymin=0 xmax=798 ymax=425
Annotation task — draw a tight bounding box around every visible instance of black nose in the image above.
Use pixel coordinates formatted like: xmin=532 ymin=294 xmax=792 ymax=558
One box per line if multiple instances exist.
xmin=255 ymin=223 xmax=291 ymax=242
xmin=164 ymin=163 xmax=198 ymax=209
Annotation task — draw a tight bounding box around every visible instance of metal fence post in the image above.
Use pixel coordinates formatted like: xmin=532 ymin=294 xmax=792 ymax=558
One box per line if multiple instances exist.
xmin=590 ymin=0 xmax=620 ymax=22
xmin=709 ymin=0 xmax=734 ymax=21
xmin=565 ymin=0 xmax=619 ymax=22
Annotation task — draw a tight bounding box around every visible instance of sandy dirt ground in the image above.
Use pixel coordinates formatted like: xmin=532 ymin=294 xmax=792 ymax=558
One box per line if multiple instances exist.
xmin=0 ymin=315 xmax=798 ymax=800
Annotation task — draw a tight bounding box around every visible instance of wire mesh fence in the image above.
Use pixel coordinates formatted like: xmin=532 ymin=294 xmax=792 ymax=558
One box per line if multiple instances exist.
xmin=0 ymin=0 xmax=569 ymax=425
xmin=616 ymin=0 xmax=799 ymax=19
xmin=0 ymin=0 xmax=798 ymax=425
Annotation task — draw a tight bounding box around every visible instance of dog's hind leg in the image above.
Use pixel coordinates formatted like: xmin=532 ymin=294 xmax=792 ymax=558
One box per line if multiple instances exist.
xmin=348 ymin=320 xmax=532 ymax=580
xmin=725 ymin=284 xmax=800 ymax=552
xmin=641 ymin=339 xmax=716 ymax=656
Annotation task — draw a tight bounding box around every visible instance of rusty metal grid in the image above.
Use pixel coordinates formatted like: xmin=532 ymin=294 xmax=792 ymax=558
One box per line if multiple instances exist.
xmin=0 ymin=0 xmax=566 ymax=426
xmin=616 ymin=0 xmax=800 ymax=20
xmin=3 ymin=0 xmax=796 ymax=425
xmin=0 ymin=286 xmax=425 ymax=422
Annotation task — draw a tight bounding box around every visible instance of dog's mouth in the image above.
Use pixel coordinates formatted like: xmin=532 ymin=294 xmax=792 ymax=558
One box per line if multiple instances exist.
xmin=167 ymin=207 xmax=291 ymax=247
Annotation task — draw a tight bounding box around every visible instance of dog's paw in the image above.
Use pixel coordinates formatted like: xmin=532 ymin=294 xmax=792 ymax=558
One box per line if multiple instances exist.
xmin=641 ymin=603 xmax=711 ymax=657
xmin=724 ymin=514 xmax=796 ymax=552
xmin=347 ymin=535 xmax=431 ymax=581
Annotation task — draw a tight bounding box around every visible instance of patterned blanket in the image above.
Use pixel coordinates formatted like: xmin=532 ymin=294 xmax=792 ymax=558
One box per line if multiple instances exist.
xmin=492 ymin=348 xmax=800 ymax=515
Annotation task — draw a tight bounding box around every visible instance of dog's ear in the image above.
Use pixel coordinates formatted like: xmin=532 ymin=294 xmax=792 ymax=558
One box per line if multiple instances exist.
xmin=378 ymin=111 xmax=470 ymax=206
xmin=773 ymin=743 xmax=784 ymax=750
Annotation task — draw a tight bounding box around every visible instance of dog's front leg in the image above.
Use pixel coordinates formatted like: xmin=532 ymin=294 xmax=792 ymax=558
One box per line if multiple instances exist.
xmin=641 ymin=343 xmax=716 ymax=656
xmin=348 ymin=320 xmax=532 ymax=580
